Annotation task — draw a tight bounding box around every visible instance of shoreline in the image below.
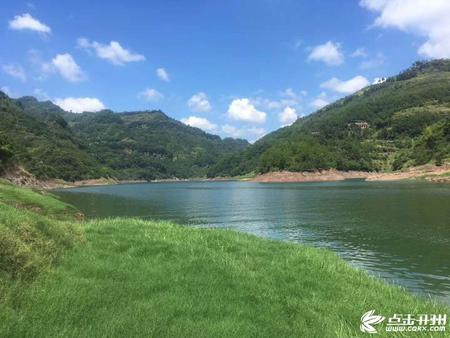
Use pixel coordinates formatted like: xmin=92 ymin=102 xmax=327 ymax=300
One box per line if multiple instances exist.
xmin=1 ymin=181 xmax=447 ymax=336
xmin=2 ymin=164 xmax=449 ymax=190
xmin=248 ymin=164 xmax=450 ymax=183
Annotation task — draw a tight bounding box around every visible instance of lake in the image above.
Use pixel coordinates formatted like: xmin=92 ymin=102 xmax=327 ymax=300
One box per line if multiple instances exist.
xmin=54 ymin=180 xmax=450 ymax=304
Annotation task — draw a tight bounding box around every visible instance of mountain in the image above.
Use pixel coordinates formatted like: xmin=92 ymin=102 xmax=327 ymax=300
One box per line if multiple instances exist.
xmin=208 ymin=60 xmax=450 ymax=177
xmin=0 ymin=93 xmax=97 ymax=181
xmin=0 ymin=93 xmax=249 ymax=181
xmin=2 ymin=60 xmax=449 ymax=182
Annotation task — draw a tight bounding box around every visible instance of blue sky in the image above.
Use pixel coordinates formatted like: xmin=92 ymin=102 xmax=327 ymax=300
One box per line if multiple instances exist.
xmin=1 ymin=0 xmax=450 ymax=141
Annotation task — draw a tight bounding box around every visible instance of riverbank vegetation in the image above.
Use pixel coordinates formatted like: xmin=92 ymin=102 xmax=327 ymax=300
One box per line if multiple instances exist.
xmin=208 ymin=60 xmax=450 ymax=177
xmin=0 ymin=182 xmax=447 ymax=337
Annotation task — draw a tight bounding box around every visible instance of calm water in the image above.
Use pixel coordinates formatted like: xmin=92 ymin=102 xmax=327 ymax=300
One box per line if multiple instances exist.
xmin=54 ymin=180 xmax=450 ymax=304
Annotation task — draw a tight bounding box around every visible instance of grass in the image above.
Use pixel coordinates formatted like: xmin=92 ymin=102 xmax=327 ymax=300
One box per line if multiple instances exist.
xmin=0 ymin=180 xmax=82 ymax=221
xmin=0 ymin=182 xmax=448 ymax=337
xmin=0 ymin=203 xmax=83 ymax=280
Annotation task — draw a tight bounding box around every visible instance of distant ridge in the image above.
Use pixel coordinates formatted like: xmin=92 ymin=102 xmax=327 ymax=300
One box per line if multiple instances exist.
xmin=0 ymin=93 xmax=248 ymax=181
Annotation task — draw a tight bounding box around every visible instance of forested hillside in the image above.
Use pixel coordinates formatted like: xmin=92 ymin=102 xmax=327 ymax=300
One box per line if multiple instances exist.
xmin=208 ymin=60 xmax=450 ymax=177
xmin=2 ymin=60 xmax=449 ymax=181
xmin=0 ymin=93 xmax=248 ymax=181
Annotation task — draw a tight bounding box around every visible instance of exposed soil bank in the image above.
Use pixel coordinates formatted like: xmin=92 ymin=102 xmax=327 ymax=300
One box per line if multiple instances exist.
xmin=0 ymin=167 xmax=146 ymax=189
xmin=250 ymin=164 xmax=450 ymax=183
xmin=366 ymin=164 xmax=450 ymax=182
xmin=250 ymin=170 xmax=368 ymax=183
xmin=1 ymin=166 xmax=233 ymax=190
xmin=3 ymin=164 xmax=450 ymax=189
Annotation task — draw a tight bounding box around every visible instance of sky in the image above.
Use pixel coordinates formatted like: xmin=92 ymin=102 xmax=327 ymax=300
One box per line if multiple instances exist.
xmin=1 ymin=0 xmax=450 ymax=142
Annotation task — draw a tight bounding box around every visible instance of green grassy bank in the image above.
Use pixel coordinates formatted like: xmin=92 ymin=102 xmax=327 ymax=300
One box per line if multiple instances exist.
xmin=0 ymin=182 xmax=448 ymax=337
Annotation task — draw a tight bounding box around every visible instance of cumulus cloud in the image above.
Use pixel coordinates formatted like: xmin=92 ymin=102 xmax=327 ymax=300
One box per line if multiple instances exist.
xmin=320 ymin=75 xmax=369 ymax=94
xmin=227 ymin=98 xmax=267 ymax=124
xmin=2 ymin=64 xmax=27 ymax=82
xmin=278 ymin=106 xmax=298 ymax=126
xmin=9 ymin=13 xmax=50 ymax=34
xmin=181 ymin=116 xmax=217 ymax=132
xmin=52 ymin=53 xmax=86 ymax=82
xmin=222 ymin=124 xmax=266 ymax=140
xmin=310 ymin=92 xmax=329 ymax=110
xmin=138 ymin=88 xmax=163 ymax=101
xmin=360 ymin=0 xmax=450 ymax=58
xmin=187 ymin=92 xmax=211 ymax=113
xmin=156 ymin=67 xmax=170 ymax=82
xmin=53 ymin=97 xmax=105 ymax=113
xmin=77 ymin=38 xmax=145 ymax=65
xmin=308 ymin=41 xmax=344 ymax=66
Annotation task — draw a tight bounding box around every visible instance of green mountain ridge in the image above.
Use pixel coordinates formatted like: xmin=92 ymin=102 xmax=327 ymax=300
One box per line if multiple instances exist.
xmin=207 ymin=60 xmax=450 ymax=177
xmin=0 ymin=93 xmax=248 ymax=181
xmin=1 ymin=60 xmax=449 ymax=181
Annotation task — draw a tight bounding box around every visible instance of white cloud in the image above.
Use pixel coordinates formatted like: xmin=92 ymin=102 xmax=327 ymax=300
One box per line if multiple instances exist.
xmin=1 ymin=86 xmax=15 ymax=97
xmin=181 ymin=116 xmax=217 ymax=132
xmin=156 ymin=67 xmax=170 ymax=82
xmin=227 ymin=98 xmax=266 ymax=124
xmin=222 ymin=124 xmax=266 ymax=140
xmin=2 ymin=64 xmax=27 ymax=82
xmin=310 ymin=98 xmax=329 ymax=110
xmin=360 ymin=0 xmax=450 ymax=58
xmin=27 ymin=49 xmax=52 ymax=80
xmin=77 ymin=38 xmax=145 ymax=65
xmin=359 ymin=52 xmax=385 ymax=70
xmin=187 ymin=92 xmax=211 ymax=113
xmin=308 ymin=41 xmax=344 ymax=66
xmin=320 ymin=75 xmax=369 ymax=94
xmin=9 ymin=13 xmax=50 ymax=34
xmin=252 ymin=88 xmax=306 ymax=114
xmin=290 ymin=38 xmax=303 ymax=50
xmin=351 ymin=48 xmax=367 ymax=57
xmin=310 ymin=92 xmax=329 ymax=110
xmin=138 ymin=88 xmax=163 ymax=101
xmin=53 ymin=97 xmax=105 ymax=113
xmin=278 ymin=106 xmax=298 ymax=126
xmin=252 ymin=97 xmax=283 ymax=111
xmin=52 ymin=53 xmax=86 ymax=82
xmin=281 ymin=88 xmax=297 ymax=99
xmin=372 ymin=77 xmax=387 ymax=84
xmin=280 ymin=87 xmax=305 ymax=100
xmin=33 ymin=88 xmax=49 ymax=100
